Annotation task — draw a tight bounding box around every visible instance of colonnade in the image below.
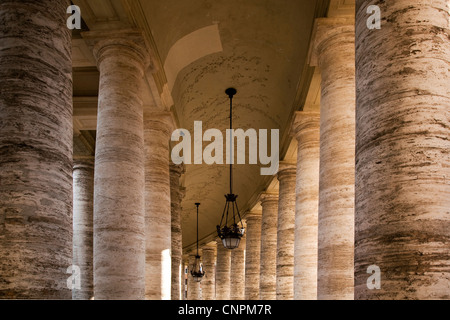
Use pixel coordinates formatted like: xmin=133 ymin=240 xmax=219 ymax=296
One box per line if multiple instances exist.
xmin=0 ymin=0 xmax=448 ymax=300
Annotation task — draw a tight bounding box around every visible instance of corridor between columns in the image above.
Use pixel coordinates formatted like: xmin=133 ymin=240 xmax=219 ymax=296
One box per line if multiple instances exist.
xmin=0 ymin=0 xmax=448 ymax=302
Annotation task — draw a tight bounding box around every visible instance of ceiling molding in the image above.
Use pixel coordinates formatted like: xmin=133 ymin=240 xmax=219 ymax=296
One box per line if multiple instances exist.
xmin=328 ymin=0 xmax=355 ymax=18
xmin=72 ymin=39 xmax=96 ymax=68
xmin=73 ymin=97 xmax=98 ymax=133
xmin=121 ymin=0 xmax=167 ymax=91
xmin=72 ymin=0 xmax=133 ymax=30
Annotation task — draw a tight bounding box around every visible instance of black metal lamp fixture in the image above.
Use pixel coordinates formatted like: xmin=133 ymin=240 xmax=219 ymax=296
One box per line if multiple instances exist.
xmin=216 ymin=88 xmax=245 ymax=250
xmin=191 ymin=203 xmax=205 ymax=282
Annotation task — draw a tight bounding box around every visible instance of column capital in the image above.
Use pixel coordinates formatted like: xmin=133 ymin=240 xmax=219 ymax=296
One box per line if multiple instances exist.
xmin=292 ymin=111 xmax=321 ymax=140
xmin=82 ymin=29 xmax=153 ymax=72
xmin=170 ymin=162 xmax=186 ymax=177
xmin=144 ymin=111 xmax=177 ymax=137
xmin=244 ymin=211 xmax=262 ymax=221
xmin=202 ymin=242 xmax=218 ymax=252
xmin=173 ymin=186 xmax=186 ymax=203
xmin=73 ymin=158 xmax=95 ymax=171
xmin=188 ymin=249 xmax=202 ymax=258
xmin=277 ymin=162 xmax=296 ymax=182
xmin=259 ymin=192 xmax=279 ymax=205
xmin=308 ymin=17 xmax=355 ymax=67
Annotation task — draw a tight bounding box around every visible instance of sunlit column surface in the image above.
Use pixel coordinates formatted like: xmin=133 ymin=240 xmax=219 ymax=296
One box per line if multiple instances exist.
xmin=355 ymin=0 xmax=450 ymax=300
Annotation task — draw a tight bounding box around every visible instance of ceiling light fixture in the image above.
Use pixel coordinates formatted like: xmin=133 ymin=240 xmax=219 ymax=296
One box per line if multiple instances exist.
xmin=216 ymin=88 xmax=245 ymax=250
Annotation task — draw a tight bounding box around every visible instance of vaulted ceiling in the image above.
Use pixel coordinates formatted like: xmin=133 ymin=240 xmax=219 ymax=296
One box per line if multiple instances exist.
xmin=72 ymin=0 xmax=354 ymax=251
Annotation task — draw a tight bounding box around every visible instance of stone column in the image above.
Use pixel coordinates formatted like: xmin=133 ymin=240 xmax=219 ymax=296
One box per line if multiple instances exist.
xmin=86 ymin=31 xmax=150 ymax=300
xmin=355 ymin=0 xmax=450 ymax=300
xmin=182 ymin=259 xmax=188 ymax=300
xmin=187 ymin=253 xmax=202 ymax=300
xmin=170 ymin=163 xmax=185 ymax=300
xmin=231 ymin=232 xmax=246 ymax=300
xmin=144 ymin=112 xmax=174 ymax=300
xmin=202 ymin=244 xmax=217 ymax=300
xmin=0 ymin=0 xmax=73 ymax=299
xmin=73 ymin=159 xmax=95 ymax=300
xmin=245 ymin=212 xmax=262 ymax=300
xmin=292 ymin=111 xmax=320 ymax=300
xmin=215 ymin=238 xmax=231 ymax=300
xmin=310 ymin=18 xmax=356 ymax=300
xmin=276 ymin=163 xmax=297 ymax=300
xmin=259 ymin=193 xmax=279 ymax=300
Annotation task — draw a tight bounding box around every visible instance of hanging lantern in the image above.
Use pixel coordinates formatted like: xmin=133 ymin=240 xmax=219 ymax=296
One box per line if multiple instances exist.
xmin=216 ymin=88 xmax=245 ymax=250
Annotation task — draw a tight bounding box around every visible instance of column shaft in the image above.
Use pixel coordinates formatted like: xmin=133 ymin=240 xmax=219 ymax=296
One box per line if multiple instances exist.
xmin=0 ymin=0 xmax=73 ymax=299
xmin=144 ymin=113 xmax=173 ymax=300
xmin=245 ymin=213 xmax=262 ymax=300
xmin=276 ymin=164 xmax=297 ymax=300
xmin=216 ymin=239 xmax=231 ymax=300
xmin=231 ymin=234 xmax=246 ymax=300
xmin=311 ymin=18 xmax=356 ymax=300
xmin=73 ymin=159 xmax=95 ymax=300
xmin=90 ymin=33 xmax=149 ymax=300
xmin=355 ymin=0 xmax=450 ymax=299
xmin=170 ymin=164 xmax=185 ymax=300
xmin=259 ymin=193 xmax=279 ymax=300
xmin=202 ymin=245 xmax=217 ymax=300
xmin=292 ymin=112 xmax=320 ymax=300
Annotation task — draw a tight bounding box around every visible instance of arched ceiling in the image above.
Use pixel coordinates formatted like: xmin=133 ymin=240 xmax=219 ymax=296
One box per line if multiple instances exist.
xmin=72 ymin=0 xmax=334 ymax=251
xmin=142 ymin=0 xmax=318 ymax=249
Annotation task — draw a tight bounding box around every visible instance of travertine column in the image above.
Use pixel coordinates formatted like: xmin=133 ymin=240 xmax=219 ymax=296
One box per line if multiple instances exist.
xmin=144 ymin=112 xmax=174 ymax=300
xmin=231 ymin=232 xmax=246 ymax=300
xmin=276 ymin=163 xmax=297 ymax=300
xmin=245 ymin=212 xmax=262 ymax=300
xmin=259 ymin=193 xmax=279 ymax=300
xmin=170 ymin=163 xmax=185 ymax=300
xmin=310 ymin=18 xmax=356 ymax=300
xmin=202 ymin=244 xmax=217 ymax=300
xmin=355 ymin=1 xmax=450 ymax=300
xmin=187 ymin=253 xmax=202 ymax=300
xmin=0 ymin=0 xmax=73 ymax=299
xmin=87 ymin=31 xmax=150 ymax=300
xmin=182 ymin=259 xmax=188 ymax=300
xmin=73 ymin=159 xmax=95 ymax=300
xmin=292 ymin=111 xmax=320 ymax=300
xmin=216 ymin=238 xmax=231 ymax=300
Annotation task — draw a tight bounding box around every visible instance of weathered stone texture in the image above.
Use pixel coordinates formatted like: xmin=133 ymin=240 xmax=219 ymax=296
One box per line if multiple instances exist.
xmin=216 ymin=238 xmax=231 ymax=300
xmin=90 ymin=34 xmax=149 ymax=300
xmin=72 ymin=159 xmax=94 ymax=300
xmin=292 ymin=112 xmax=320 ymax=300
xmin=311 ymin=18 xmax=356 ymax=300
xmin=201 ymin=245 xmax=216 ymax=300
xmin=0 ymin=0 xmax=73 ymax=299
xmin=259 ymin=193 xmax=279 ymax=300
xmin=355 ymin=0 xmax=450 ymax=300
xmin=145 ymin=113 xmax=173 ymax=300
xmin=276 ymin=164 xmax=296 ymax=300
xmin=170 ymin=164 xmax=185 ymax=300
xmin=231 ymin=233 xmax=246 ymax=300
xmin=245 ymin=212 xmax=262 ymax=300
